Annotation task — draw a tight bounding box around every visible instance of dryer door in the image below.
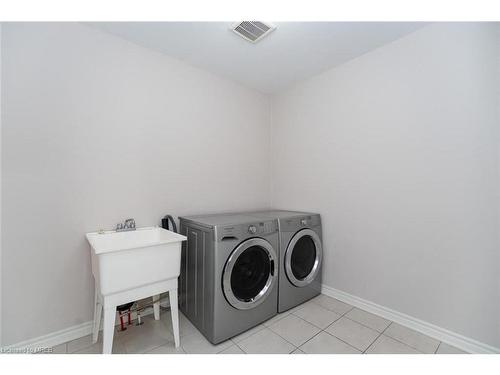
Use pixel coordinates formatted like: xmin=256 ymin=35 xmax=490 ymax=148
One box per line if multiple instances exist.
xmin=285 ymin=229 xmax=323 ymax=287
xmin=223 ymin=238 xmax=277 ymax=310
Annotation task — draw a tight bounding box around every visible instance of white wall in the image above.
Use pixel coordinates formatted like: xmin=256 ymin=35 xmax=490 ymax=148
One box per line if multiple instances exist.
xmin=0 ymin=22 xmax=3 ymax=346
xmin=271 ymin=23 xmax=500 ymax=347
xmin=1 ymin=23 xmax=271 ymax=345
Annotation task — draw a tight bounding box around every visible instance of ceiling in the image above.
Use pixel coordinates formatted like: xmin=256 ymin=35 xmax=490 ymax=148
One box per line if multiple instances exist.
xmin=88 ymin=22 xmax=427 ymax=94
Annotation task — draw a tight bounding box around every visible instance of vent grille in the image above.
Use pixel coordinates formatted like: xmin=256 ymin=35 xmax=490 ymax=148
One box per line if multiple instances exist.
xmin=232 ymin=21 xmax=275 ymax=43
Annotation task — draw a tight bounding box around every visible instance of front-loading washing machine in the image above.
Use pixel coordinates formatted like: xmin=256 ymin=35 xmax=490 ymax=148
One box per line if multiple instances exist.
xmin=178 ymin=213 xmax=279 ymax=344
xmin=248 ymin=210 xmax=323 ymax=313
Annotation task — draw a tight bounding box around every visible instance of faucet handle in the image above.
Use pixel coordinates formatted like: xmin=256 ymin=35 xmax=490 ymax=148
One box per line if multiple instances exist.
xmin=124 ymin=218 xmax=135 ymax=229
xmin=116 ymin=218 xmax=135 ymax=231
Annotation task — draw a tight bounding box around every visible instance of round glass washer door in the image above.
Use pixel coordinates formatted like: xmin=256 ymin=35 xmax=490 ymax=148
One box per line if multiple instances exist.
xmin=223 ymin=238 xmax=277 ymax=310
xmin=285 ymin=229 xmax=323 ymax=287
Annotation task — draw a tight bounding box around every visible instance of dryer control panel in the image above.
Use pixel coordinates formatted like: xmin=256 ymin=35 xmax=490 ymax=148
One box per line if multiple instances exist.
xmin=217 ymin=220 xmax=278 ymax=242
xmin=280 ymin=214 xmax=321 ymax=232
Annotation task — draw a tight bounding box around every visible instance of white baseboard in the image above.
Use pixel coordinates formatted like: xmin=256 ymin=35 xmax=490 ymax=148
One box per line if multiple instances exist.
xmin=321 ymin=284 xmax=500 ymax=354
xmin=2 ymin=302 xmax=169 ymax=353
xmin=2 ymin=321 xmax=94 ymax=353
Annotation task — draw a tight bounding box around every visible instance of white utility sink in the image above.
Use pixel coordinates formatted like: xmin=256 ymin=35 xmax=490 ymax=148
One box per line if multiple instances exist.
xmin=87 ymin=227 xmax=187 ymax=295
xmin=86 ymin=226 xmax=187 ymax=353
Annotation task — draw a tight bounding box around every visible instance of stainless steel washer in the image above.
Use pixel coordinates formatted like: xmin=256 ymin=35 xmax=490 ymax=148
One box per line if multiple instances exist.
xmin=179 ymin=213 xmax=279 ymax=344
xmin=248 ymin=210 xmax=323 ymax=312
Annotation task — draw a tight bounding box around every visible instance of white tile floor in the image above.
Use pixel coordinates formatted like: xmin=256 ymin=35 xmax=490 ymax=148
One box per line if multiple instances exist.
xmin=46 ymin=294 xmax=467 ymax=354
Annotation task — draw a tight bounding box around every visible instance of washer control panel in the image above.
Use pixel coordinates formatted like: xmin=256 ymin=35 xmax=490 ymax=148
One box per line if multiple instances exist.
xmin=248 ymin=221 xmax=277 ymax=235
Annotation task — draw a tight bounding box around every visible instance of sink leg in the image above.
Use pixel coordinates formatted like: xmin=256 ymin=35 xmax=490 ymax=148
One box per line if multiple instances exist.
xmin=169 ymin=289 xmax=180 ymax=348
xmin=102 ymin=305 xmax=116 ymax=354
xmin=93 ymin=303 xmax=102 ymax=343
xmin=153 ymin=294 xmax=161 ymax=321
xmin=92 ymin=283 xmax=102 ymax=343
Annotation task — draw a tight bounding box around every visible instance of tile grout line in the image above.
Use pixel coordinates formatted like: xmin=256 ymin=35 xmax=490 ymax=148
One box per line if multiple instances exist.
xmin=332 ymin=311 xmax=390 ymax=333
xmin=434 ymin=342 xmax=442 ymax=354
xmin=320 ymin=329 xmax=364 ymax=353
xmin=215 ymin=343 xmax=232 ymax=354
xmin=234 ymin=299 xmax=354 ymax=353
xmin=235 ymin=303 xmax=330 ymax=353
xmin=334 ymin=306 xmax=433 ymax=354
xmin=294 ymin=328 xmax=325 ymax=353
xmin=320 ymin=309 xmax=386 ymax=353
xmin=308 ymin=297 xmax=356 ymax=317
xmin=242 ymin=302 xmax=342 ymax=352
xmin=317 ymin=309 xmax=371 ymax=354
xmin=362 ymin=323 xmax=432 ymax=354
xmin=142 ymin=340 xmax=177 ymax=354
xmin=290 ymin=302 xmax=347 ymax=329
xmin=289 ymin=303 xmax=353 ymax=331
xmin=362 ymin=321 xmax=392 ymax=354
xmin=233 ymin=340 xmax=247 ymax=354
xmin=337 ymin=308 xmax=436 ymax=354
xmin=380 ymin=333 xmax=429 ymax=354
xmin=291 ymin=303 xmax=361 ymax=353
xmin=382 ymin=322 xmax=439 ymax=354
xmin=261 ymin=324 xmax=299 ymax=352
xmin=218 ymin=313 xmax=295 ymax=354
xmin=235 ymin=328 xmax=297 ymax=354
xmin=343 ymin=307 xmax=393 ymax=331
xmin=231 ymin=324 xmax=269 ymax=353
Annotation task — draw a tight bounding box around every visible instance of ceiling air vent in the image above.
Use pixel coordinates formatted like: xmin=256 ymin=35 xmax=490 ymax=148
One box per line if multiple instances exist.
xmin=231 ymin=21 xmax=276 ymax=43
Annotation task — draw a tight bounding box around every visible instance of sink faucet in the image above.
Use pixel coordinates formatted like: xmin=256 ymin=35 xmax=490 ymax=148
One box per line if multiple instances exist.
xmin=116 ymin=218 xmax=136 ymax=232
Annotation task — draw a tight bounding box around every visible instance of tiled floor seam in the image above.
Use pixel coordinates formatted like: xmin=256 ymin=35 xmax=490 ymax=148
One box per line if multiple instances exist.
xmin=232 ymin=325 xmax=266 ymax=349
xmin=143 ymin=341 xmax=173 ymax=354
xmin=295 ymin=329 xmax=324 ymax=352
xmin=234 ymin=333 xmax=296 ymax=354
xmin=434 ymin=342 xmax=442 ymax=354
xmin=342 ymin=317 xmax=442 ymax=354
xmin=291 ymin=309 xmax=361 ymax=353
xmin=265 ymin=326 xmax=300 ymax=351
xmin=320 ymin=329 xmax=365 ymax=353
xmin=197 ymin=317 xmax=295 ymax=354
xmin=215 ymin=344 xmax=233 ymax=354
xmin=381 ymin=333 xmax=432 ymax=354
xmin=285 ymin=302 xmax=366 ymax=352
xmin=289 ymin=307 xmax=345 ymax=330
xmin=289 ymin=301 xmax=353 ymax=331
xmin=285 ymin=309 xmax=341 ymax=329
xmin=309 ymin=300 xmax=356 ymax=317
xmin=69 ymin=343 xmax=93 ymax=354
xmin=327 ymin=314 xmax=387 ymax=334
xmin=361 ymin=322 xmax=392 ymax=354
xmin=382 ymin=323 xmax=440 ymax=354
xmin=237 ymin=310 xmax=324 ymax=353
xmin=233 ymin=340 xmax=247 ymax=354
